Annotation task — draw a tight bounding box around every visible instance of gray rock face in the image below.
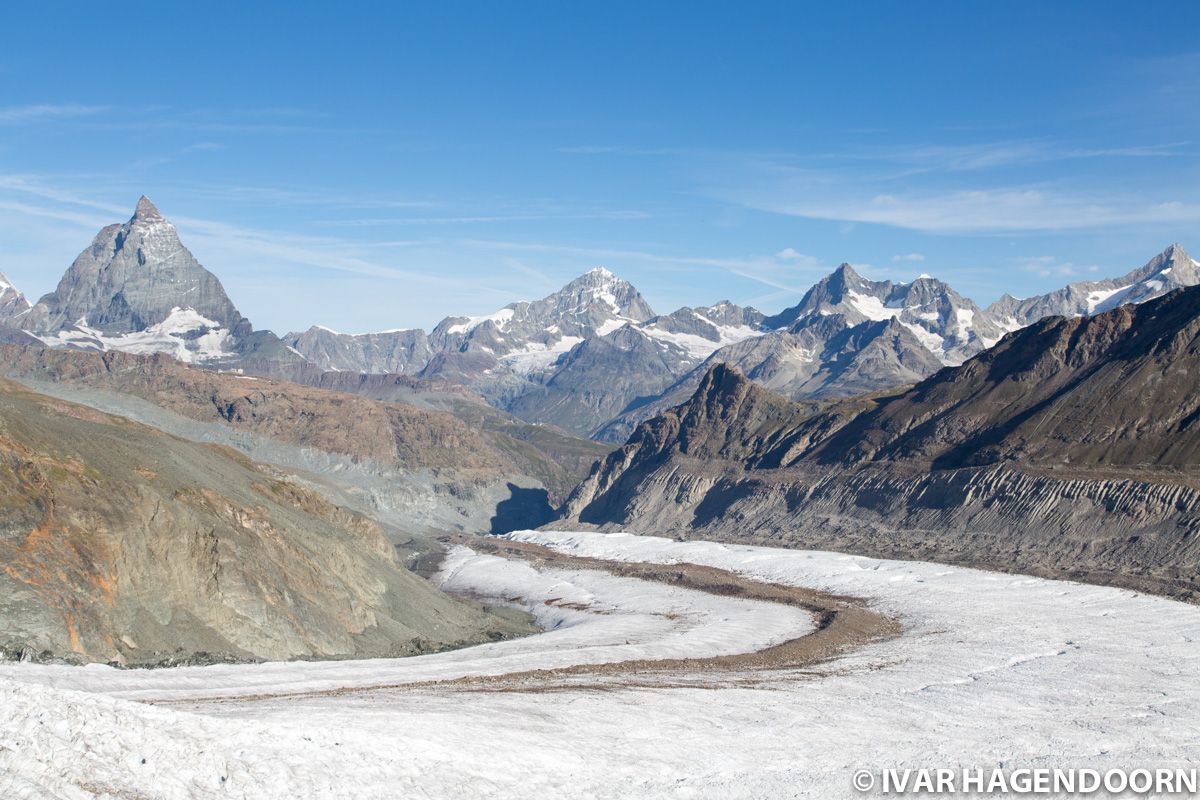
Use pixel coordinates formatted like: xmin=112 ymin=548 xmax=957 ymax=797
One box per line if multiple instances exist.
xmin=767 ymin=263 xmax=1009 ymax=364
xmin=506 ymin=325 xmax=696 ymax=437
xmin=410 ymin=269 xmax=756 ymax=428
xmin=498 ymin=301 xmax=769 ymax=437
xmin=641 ymin=301 xmax=766 ymax=343
xmin=18 ymin=197 xmax=307 ymax=371
xmin=426 ymin=266 xmax=656 ymax=362
xmin=25 ymin=197 xmax=249 ymax=336
xmin=987 ymin=244 xmax=1199 ymax=327
xmin=0 ymin=272 xmax=30 ymax=322
xmin=594 ymin=310 xmax=945 ymax=443
xmin=563 ymin=286 xmax=1200 ymax=600
xmin=592 ymin=267 xmax=1007 ymax=442
xmin=284 ymin=325 xmax=432 ymax=374
xmin=20 ymin=197 xmax=256 ymax=363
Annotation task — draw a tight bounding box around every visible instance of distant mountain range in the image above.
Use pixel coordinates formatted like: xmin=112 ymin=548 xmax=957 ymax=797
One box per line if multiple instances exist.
xmin=561 ymin=284 xmax=1200 ymax=600
xmin=5 ymin=197 xmax=1197 ymax=441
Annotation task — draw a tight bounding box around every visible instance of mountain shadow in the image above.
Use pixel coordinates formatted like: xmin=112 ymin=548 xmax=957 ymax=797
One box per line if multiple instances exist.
xmin=489 ymin=483 xmax=554 ymax=534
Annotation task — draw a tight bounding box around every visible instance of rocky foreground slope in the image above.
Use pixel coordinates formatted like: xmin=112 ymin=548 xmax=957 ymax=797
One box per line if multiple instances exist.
xmin=0 ymin=345 xmax=600 ymax=536
xmin=0 ymin=379 xmax=527 ymax=665
xmin=562 ymin=286 xmax=1200 ymax=600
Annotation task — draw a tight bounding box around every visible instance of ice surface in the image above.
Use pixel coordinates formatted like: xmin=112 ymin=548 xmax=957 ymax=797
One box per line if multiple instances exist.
xmin=2 ymin=533 xmax=1198 ymax=799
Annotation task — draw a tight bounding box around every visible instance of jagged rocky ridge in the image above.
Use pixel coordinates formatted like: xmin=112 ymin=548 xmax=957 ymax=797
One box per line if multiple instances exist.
xmin=593 ymin=248 xmax=1199 ymax=442
xmin=987 ymin=243 xmax=1198 ymax=327
xmin=0 ymin=379 xmax=529 ymax=665
xmin=291 ymin=246 xmax=1195 ymax=441
xmin=562 ymin=285 xmax=1200 ymax=600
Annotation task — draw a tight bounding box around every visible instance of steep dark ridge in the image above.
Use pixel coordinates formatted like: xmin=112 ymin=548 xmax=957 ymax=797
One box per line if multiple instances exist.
xmin=0 ymin=379 xmax=529 ymax=665
xmin=562 ymin=288 xmax=1200 ymax=600
xmin=796 ymin=285 xmax=1200 ymax=470
xmin=506 ymin=325 xmax=692 ymax=437
xmin=593 ymin=313 xmax=938 ymax=443
xmin=564 ymin=364 xmax=871 ymax=522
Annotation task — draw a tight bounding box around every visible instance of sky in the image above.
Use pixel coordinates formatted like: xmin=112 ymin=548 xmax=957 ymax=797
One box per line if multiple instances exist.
xmin=1 ymin=1 xmax=1198 ymax=334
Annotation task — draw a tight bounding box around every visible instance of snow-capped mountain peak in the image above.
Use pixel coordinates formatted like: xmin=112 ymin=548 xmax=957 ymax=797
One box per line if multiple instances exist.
xmin=554 ymin=266 xmax=653 ymax=321
xmin=18 ymin=197 xmax=255 ymax=364
xmin=0 ymin=271 xmax=31 ymax=322
xmin=426 ymin=268 xmax=656 ymax=369
xmin=0 ymin=271 xmax=30 ymax=323
xmin=759 ymin=263 xmax=1003 ymax=365
xmin=986 ymin=243 xmax=1200 ymax=328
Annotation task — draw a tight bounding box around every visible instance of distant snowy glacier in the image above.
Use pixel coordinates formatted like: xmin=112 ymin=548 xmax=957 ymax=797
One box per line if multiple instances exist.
xmin=3 ymin=531 xmax=1199 ymax=799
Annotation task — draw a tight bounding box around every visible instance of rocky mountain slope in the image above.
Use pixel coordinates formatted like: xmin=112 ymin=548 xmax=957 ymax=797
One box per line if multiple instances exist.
xmin=765 ymin=263 xmax=1009 ymax=364
xmin=0 ymin=345 xmax=589 ymax=535
xmin=283 ymin=325 xmax=432 ymax=375
xmin=0 ymin=379 xmax=528 ymax=665
xmin=593 ymin=310 xmax=942 ymax=442
xmin=562 ymin=286 xmax=1200 ymax=600
xmin=504 ymin=301 xmax=767 ymax=437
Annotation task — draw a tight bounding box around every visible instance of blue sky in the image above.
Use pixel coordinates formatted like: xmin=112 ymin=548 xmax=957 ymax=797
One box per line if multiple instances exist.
xmin=1 ymin=1 xmax=1197 ymax=333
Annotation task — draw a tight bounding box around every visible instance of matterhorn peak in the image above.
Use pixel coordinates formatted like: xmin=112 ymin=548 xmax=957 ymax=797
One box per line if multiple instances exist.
xmin=131 ymin=195 xmax=165 ymax=224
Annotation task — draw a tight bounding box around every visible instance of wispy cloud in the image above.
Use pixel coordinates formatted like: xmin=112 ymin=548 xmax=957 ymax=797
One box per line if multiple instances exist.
xmin=326 ymin=210 xmax=650 ymax=226
xmin=739 ymin=185 xmax=1200 ymax=233
xmin=182 ymin=142 xmax=225 ymax=153
xmin=892 ymin=253 xmax=926 ymax=262
xmin=456 ymin=238 xmax=829 ymax=297
xmin=847 ymin=140 xmax=1189 ymax=172
xmin=0 ymin=199 xmax=114 ymax=229
xmin=618 ymin=133 xmax=1200 ymax=233
xmin=711 ymin=149 xmax=1200 ymax=232
xmin=0 ymin=175 xmax=127 ymax=215
xmin=0 ymin=104 xmax=108 ymax=124
xmin=1015 ymin=255 xmax=1100 ymax=279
